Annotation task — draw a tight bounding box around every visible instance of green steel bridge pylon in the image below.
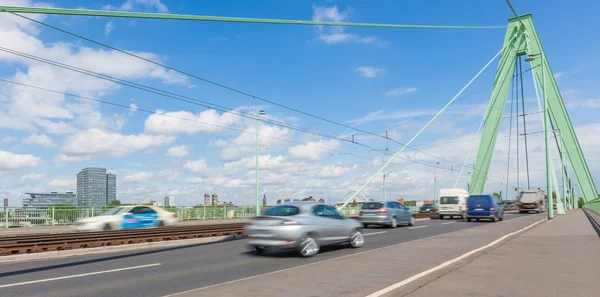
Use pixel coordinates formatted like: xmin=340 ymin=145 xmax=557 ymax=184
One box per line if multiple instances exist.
xmin=469 ymin=14 xmax=598 ymax=214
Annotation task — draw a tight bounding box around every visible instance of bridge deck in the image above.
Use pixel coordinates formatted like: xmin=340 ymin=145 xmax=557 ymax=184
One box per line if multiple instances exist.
xmin=406 ymin=209 xmax=600 ymax=297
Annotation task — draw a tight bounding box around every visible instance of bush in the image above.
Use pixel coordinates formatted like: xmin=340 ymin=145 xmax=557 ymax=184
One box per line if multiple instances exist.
xmin=578 ymin=197 xmax=585 ymax=208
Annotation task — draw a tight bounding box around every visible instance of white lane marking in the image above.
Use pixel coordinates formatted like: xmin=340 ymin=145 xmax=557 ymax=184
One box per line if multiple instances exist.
xmin=163 ymin=214 xmax=542 ymax=297
xmin=364 ymin=218 xmax=546 ymax=297
xmin=442 ymin=222 xmax=456 ymax=225
xmin=0 ymin=263 xmax=161 ymax=289
xmin=409 ymin=225 xmax=428 ymax=229
xmin=363 ymin=231 xmax=387 ymax=236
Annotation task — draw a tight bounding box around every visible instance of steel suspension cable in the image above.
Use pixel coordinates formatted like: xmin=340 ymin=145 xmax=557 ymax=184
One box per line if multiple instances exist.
xmin=505 ymin=62 xmax=516 ymax=200
xmin=519 ymin=56 xmax=531 ymax=189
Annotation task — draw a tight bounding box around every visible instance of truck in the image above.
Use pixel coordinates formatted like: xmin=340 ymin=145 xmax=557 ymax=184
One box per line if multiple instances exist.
xmin=516 ymin=190 xmax=546 ymax=213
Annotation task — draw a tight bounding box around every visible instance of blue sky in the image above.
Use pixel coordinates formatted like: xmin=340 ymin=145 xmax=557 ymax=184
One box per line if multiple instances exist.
xmin=1 ymin=0 xmax=599 ymax=206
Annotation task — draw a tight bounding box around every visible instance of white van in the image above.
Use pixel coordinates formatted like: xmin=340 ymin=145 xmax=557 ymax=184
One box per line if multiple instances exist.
xmin=437 ymin=188 xmax=469 ymax=219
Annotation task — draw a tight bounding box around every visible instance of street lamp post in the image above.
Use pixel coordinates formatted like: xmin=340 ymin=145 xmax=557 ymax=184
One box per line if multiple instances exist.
xmin=256 ymin=110 xmax=265 ymax=216
xmin=383 ymin=147 xmax=388 ymax=202
xmin=433 ymin=161 xmax=440 ymax=204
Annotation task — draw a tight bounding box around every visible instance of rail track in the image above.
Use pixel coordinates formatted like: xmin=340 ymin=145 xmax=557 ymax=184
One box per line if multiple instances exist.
xmin=0 ymin=223 xmax=246 ymax=256
xmin=0 ymin=213 xmax=439 ymax=256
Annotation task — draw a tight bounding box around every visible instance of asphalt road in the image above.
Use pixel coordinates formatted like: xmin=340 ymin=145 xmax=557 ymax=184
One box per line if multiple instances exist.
xmin=0 ymin=214 xmax=527 ymax=297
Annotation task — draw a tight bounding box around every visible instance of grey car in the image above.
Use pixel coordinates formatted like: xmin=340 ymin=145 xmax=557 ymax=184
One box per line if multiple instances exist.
xmin=245 ymin=202 xmax=364 ymax=257
xmin=358 ymin=201 xmax=415 ymax=228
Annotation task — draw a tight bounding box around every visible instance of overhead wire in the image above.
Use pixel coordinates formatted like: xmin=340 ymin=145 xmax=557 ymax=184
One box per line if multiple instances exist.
xmin=0 ymin=78 xmax=450 ymax=175
xmin=0 ymin=45 xmax=500 ymax=179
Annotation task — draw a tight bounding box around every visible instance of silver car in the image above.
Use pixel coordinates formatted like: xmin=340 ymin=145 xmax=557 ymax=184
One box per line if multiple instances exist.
xmin=245 ymin=202 xmax=364 ymax=257
xmin=358 ymin=201 xmax=415 ymax=228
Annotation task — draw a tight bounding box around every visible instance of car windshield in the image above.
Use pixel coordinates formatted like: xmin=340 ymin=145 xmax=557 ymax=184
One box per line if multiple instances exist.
xmin=440 ymin=197 xmax=459 ymax=204
xmin=421 ymin=204 xmax=434 ymax=209
xmin=100 ymin=207 xmax=124 ymax=216
xmin=362 ymin=202 xmax=384 ymax=209
xmin=263 ymin=205 xmax=300 ymax=216
xmin=468 ymin=196 xmax=491 ymax=207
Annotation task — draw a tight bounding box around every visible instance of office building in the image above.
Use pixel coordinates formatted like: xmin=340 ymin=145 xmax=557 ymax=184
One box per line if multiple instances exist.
xmin=211 ymin=193 xmax=218 ymax=206
xmin=164 ymin=196 xmax=175 ymax=207
xmin=204 ymin=193 xmax=210 ymax=206
xmin=76 ymin=168 xmax=117 ymax=207
xmin=23 ymin=192 xmax=77 ymax=208
xmin=107 ymin=173 xmax=116 ymax=204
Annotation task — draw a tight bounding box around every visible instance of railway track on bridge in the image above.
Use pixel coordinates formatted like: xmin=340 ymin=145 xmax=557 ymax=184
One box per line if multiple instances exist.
xmin=0 ymin=213 xmax=439 ymax=256
xmin=0 ymin=223 xmax=246 ymax=256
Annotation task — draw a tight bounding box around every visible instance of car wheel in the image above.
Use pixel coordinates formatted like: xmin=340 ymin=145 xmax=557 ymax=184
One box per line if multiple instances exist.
xmin=492 ymin=215 xmax=498 ymax=222
xmin=349 ymin=230 xmax=364 ymax=248
xmin=254 ymin=246 xmax=265 ymax=255
xmin=390 ymin=217 xmax=398 ymax=228
xmin=408 ymin=216 xmax=415 ymax=226
xmin=439 ymin=215 xmax=444 ymax=220
xmin=499 ymin=216 xmax=504 ymax=221
xmin=298 ymin=235 xmax=319 ymax=257
xmin=103 ymin=223 xmax=112 ymax=231
xmin=363 ymin=223 xmax=369 ymax=229
xmin=467 ymin=218 xmax=472 ymax=222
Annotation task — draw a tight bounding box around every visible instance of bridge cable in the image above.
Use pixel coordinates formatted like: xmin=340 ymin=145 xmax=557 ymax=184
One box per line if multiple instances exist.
xmin=340 ymin=38 xmax=517 ymax=209
xmin=505 ymin=62 xmax=517 ymax=200
xmin=519 ymin=55 xmax=532 ymax=190
xmin=516 ymin=58 xmax=520 ymax=192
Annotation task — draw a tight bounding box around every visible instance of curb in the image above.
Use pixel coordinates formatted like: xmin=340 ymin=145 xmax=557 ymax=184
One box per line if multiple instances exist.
xmin=0 ymin=234 xmax=244 ymax=264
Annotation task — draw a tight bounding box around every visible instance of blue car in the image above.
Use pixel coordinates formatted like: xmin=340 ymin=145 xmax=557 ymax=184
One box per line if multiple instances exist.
xmin=466 ymin=194 xmax=504 ymax=222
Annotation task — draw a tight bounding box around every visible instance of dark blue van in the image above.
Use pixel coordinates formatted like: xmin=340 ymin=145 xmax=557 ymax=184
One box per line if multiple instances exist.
xmin=466 ymin=194 xmax=504 ymax=222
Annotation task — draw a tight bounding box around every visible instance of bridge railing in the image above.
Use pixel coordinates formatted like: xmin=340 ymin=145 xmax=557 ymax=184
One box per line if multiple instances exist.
xmin=1 ymin=204 xmax=419 ymax=228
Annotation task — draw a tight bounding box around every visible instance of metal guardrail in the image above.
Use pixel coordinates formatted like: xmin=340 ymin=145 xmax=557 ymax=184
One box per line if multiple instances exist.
xmin=1 ymin=205 xmax=370 ymax=228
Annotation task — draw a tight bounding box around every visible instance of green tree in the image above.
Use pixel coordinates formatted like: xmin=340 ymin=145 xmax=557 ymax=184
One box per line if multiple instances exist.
xmin=107 ymin=200 xmax=122 ymax=207
xmin=578 ymin=197 xmax=585 ymax=208
xmin=493 ymin=192 xmax=502 ymax=202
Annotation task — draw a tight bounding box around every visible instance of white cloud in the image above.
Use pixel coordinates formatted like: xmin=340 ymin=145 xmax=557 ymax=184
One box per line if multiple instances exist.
xmin=144 ymin=109 xmax=240 ymax=135
xmin=166 ymin=145 xmax=189 ymax=157
xmin=289 ymin=140 xmax=341 ymax=161
xmin=0 ymin=136 xmax=17 ymax=144
xmin=157 ymin=169 xmax=179 ymax=181
xmin=356 ymin=66 xmax=384 ymax=78
xmin=124 ymin=171 xmax=154 ymax=182
xmin=129 ymin=103 xmax=139 ymax=113
xmin=22 ymin=133 xmax=55 ymax=147
xmin=218 ymin=124 xmax=290 ymax=162
xmin=103 ymin=0 xmax=169 ymax=13
xmin=20 ymin=172 xmax=43 ymax=182
xmin=184 ymin=177 xmax=204 ymax=184
xmin=554 ymin=72 xmax=564 ymax=79
xmin=54 ymin=154 xmax=92 ymax=163
xmin=184 ymin=158 xmax=208 ymax=173
xmin=48 ymin=178 xmax=75 ymax=188
xmin=384 ymin=87 xmax=418 ymax=97
xmin=0 ymin=150 xmax=40 ymax=170
xmin=566 ymin=98 xmax=600 ymax=109
xmin=61 ymin=129 xmax=175 ymax=157
xmin=312 ymin=5 xmax=384 ymax=46
xmin=104 ymin=21 xmax=116 ymax=35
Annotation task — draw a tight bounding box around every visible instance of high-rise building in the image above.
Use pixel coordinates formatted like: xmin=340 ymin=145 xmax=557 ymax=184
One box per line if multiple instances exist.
xmin=204 ymin=193 xmax=210 ymax=206
xmin=76 ymin=168 xmax=117 ymax=207
xmin=164 ymin=196 xmax=175 ymax=207
xmin=106 ymin=173 xmax=116 ymax=204
xmin=262 ymin=194 xmax=267 ymax=206
xmin=211 ymin=193 xmax=218 ymax=206
xmin=23 ymin=192 xmax=77 ymax=208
